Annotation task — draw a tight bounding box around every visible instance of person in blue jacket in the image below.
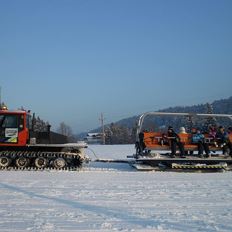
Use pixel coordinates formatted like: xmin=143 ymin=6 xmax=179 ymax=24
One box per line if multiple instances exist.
xmin=191 ymin=128 xmax=210 ymax=158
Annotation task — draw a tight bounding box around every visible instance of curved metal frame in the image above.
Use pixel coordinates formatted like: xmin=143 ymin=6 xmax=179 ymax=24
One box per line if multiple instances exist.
xmin=136 ymin=112 xmax=232 ymax=141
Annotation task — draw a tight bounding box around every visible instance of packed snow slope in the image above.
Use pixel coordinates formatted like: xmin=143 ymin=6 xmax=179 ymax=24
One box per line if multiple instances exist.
xmin=0 ymin=145 xmax=232 ymax=232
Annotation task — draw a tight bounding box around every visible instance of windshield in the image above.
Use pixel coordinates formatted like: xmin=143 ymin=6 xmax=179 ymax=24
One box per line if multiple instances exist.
xmin=0 ymin=116 xmax=4 ymax=126
xmin=0 ymin=115 xmax=18 ymax=128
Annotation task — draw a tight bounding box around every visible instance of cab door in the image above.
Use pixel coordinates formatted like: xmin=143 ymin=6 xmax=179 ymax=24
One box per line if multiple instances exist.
xmin=0 ymin=113 xmax=27 ymax=146
xmin=0 ymin=114 xmax=20 ymax=144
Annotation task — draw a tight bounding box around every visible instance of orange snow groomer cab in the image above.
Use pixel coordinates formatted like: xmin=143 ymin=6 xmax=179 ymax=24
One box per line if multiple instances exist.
xmin=0 ymin=104 xmax=88 ymax=170
xmin=0 ymin=106 xmax=29 ymax=147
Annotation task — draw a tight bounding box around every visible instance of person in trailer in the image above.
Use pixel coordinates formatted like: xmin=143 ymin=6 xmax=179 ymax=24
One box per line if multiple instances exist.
xmin=208 ymin=125 xmax=218 ymax=147
xmin=216 ymin=126 xmax=232 ymax=157
xmin=135 ymin=131 xmax=146 ymax=155
xmin=228 ymin=127 xmax=232 ymax=135
xmin=167 ymin=126 xmax=185 ymax=158
xmin=179 ymin=127 xmax=187 ymax=134
xmin=191 ymin=128 xmax=210 ymax=158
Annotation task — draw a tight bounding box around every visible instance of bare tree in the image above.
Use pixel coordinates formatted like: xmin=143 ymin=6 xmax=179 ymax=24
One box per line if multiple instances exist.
xmin=105 ymin=123 xmax=134 ymax=144
xmin=57 ymin=122 xmax=73 ymax=138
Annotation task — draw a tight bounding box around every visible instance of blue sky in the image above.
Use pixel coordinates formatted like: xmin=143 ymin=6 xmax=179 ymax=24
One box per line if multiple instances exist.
xmin=0 ymin=0 xmax=232 ymax=132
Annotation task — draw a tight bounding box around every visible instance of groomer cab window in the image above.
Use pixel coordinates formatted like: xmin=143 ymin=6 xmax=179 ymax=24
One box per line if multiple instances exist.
xmin=0 ymin=114 xmax=21 ymax=129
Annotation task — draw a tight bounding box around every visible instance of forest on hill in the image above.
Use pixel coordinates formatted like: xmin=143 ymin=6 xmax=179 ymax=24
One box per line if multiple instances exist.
xmin=83 ymin=96 xmax=232 ymax=144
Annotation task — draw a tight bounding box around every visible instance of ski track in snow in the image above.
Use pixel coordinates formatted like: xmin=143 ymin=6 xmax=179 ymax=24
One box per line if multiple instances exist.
xmin=0 ymin=145 xmax=232 ymax=232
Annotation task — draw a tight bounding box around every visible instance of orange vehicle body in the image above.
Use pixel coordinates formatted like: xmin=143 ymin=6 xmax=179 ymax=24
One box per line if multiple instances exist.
xmin=0 ymin=107 xmax=88 ymax=170
xmin=0 ymin=110 xmax=29 ymax=147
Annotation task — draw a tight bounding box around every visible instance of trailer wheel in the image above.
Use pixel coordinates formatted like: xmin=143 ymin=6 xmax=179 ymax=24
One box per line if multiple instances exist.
xmin=0 ymin=157 xmax=11 ymax=167
xmin=53 ymin=158 xmax=66 ymax=169
xmin=16 ymin=157 xmax=29 ymax=168
xmin=35 ymin=157 xmax=48 ymax=168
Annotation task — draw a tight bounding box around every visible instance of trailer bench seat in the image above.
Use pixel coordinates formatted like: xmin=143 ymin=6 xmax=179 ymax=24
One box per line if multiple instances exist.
xmin=143 ymin=132 xmax=232 ymax=152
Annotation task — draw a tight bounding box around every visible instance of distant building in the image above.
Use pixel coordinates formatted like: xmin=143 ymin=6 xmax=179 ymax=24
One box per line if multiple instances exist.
xmin=84 ymin=133 xmax=103 ymax=144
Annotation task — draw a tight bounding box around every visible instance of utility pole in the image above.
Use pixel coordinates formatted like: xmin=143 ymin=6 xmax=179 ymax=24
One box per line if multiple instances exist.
xmin=99 ymin=113 xmax=105 ymax=145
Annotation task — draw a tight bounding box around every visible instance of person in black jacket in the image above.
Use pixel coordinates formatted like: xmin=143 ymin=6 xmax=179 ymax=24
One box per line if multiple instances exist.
xmin=216 ymin=126 xmax=232 ymax=157
xmin=138 ymin=131 xmax=146 ymax=153
xmin=167 ymin=126 xmax=185 ymax=158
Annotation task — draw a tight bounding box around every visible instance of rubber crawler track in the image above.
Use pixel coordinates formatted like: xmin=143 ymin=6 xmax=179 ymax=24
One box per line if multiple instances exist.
xmin=0 ymin=151 xmax=84 ymax=171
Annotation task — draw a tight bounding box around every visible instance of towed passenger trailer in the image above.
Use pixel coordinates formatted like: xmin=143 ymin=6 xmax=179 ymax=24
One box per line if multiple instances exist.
xmin=132 ymin=112 xmax=232 ymax=171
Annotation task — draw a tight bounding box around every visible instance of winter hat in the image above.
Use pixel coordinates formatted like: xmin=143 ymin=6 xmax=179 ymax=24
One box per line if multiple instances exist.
xmin=179 ymin=127 xmax=187 ymax=133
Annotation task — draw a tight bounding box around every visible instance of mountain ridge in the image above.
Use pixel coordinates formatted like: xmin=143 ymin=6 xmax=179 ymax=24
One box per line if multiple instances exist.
xmin=78 ymin=96 xmax=232 ymax=139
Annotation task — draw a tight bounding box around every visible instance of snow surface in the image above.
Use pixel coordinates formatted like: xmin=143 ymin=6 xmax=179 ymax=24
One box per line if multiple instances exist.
xmin=0 ymin=145 xmax=232 ymax=232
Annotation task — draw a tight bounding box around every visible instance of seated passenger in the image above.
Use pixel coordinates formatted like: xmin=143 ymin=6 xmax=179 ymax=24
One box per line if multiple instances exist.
xmin=167 ymin=126 xmax=185 ymax=158
xmin=216 ymin=126 xmax=232 ymax=157
xmin=228 ymin=127 xmax=232 ymax=135
xmin=138 ymin=131 xmax=146 ymax=154
xmin=192 ymin=128 xmax=210 ymax=158
xmin=208 ymin=125 xmax=218 ymax=147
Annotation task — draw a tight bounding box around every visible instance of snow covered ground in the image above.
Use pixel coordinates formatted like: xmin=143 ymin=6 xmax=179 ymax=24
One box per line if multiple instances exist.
xmin=0 ymin=145 xmax=232 ymax=232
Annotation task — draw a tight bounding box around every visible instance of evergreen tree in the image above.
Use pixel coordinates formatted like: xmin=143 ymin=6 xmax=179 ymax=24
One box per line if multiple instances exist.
xmin=203 ymin=103 xmax=217 ymax=131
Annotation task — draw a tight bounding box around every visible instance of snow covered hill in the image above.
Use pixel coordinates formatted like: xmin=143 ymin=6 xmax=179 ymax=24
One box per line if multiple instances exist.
xmin=0 ymin=145 xmax=232 ymax=232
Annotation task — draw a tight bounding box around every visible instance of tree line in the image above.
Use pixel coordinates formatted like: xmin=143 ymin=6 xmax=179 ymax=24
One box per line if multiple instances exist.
xmin=87 ymin=96 xmax=232 ymax=144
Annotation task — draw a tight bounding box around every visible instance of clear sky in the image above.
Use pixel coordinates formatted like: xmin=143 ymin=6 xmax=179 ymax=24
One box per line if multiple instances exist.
xmin=0 ymin=0 xmax=232 ymax=133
